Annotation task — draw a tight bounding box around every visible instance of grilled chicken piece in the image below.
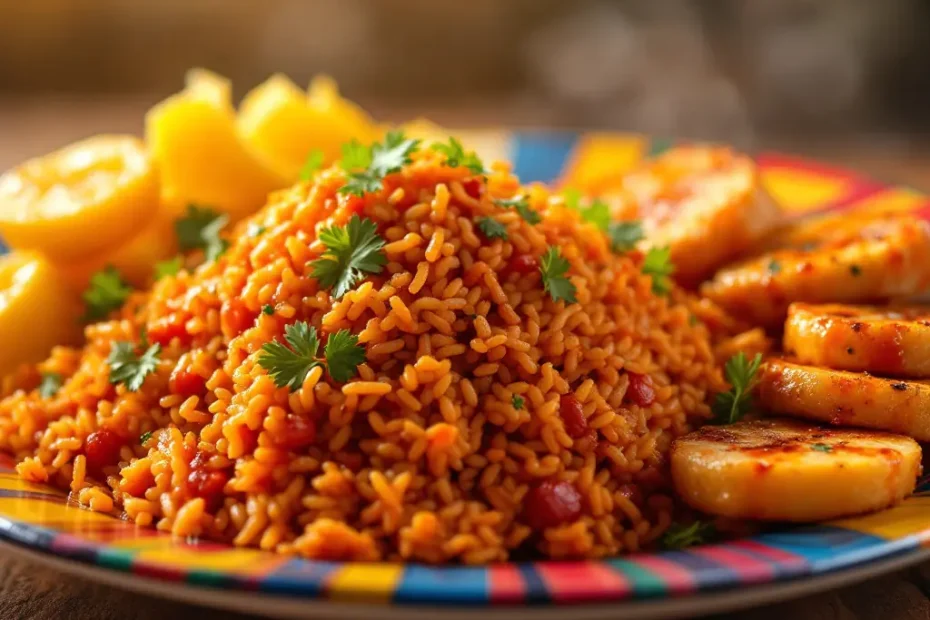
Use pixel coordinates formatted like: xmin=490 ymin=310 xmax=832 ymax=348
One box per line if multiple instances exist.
xmin=620 ymin=146 xmax=783 ymax=286
xmin=785 ymin=302 xmax=930 ymax=377
xmin=701 ymin=216 xmax=930 ymax=327
xmin=759 ymin=358 xmax=930 ymax=441
xmin=671 ymin=418 xmax=921 ymax=521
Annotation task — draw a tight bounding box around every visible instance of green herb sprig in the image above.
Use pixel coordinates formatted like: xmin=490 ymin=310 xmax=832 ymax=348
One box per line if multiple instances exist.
xmin=711 ymin=352 xmax=763 ymax=424
xmin=539 ymin=246 xmax=577 ymax=304
xmin=308 ymin=215 xmax=387 ymax=299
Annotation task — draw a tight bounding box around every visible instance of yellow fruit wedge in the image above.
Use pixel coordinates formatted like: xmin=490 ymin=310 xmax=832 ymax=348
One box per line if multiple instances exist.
xmin=239 ymin=74 xmax=377 ymax=181
xmin=784 ymin=302 xmax=930 ymax=377
xmin=759 ymin=358 xmax=930 ymax=441
xmin=0 ymin=252 xmax=82 ymax=375
xmin=146 ymin=70 xmax=289 ymax=220
xmin=59 ymin=207 xmax=177 ymax=291
xmin=184 ymin=67 xmax=232 ymax=108
xmin=671 ymin=418 xmax=921 ymax=522
xmin=0 ymin=135 xmax=158 ymax=261
xmin=307 ymin=75 xmax=379 ymax=145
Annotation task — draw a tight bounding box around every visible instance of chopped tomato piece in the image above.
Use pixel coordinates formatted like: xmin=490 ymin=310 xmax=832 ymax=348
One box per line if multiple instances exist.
xmin=509 ymin=253 xmax=539 ymax=274
xmin=524 ymin=480 xmax=583 ymax=530
xmin=148 ymin=314 xmax=190 ymax=347
xmin=559 ymin=393 xmax=589 ymax=439
xmin=221 ymin=298 xmax=254 ymax=336
xmin=462 ymin=178 xmax=482 ymax=199
xmin=84 ymin=429 xmax=124 ymax=476
xmin=187 ymin=467 xmax=229 ymax=512
xmin=627 ymin=373 xmax=656 ymax=407
xmin=278 ymin=414 xmax=317 ymax=450
xmin=170 ymin=359 xmax=206 ymax=397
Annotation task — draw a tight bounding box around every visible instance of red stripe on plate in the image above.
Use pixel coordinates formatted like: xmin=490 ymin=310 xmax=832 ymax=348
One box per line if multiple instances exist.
xmin=691 ymin=546 xmax=777 ymax=583
xmin=535 ymin=561 xmax=632 ymax=602
xmin=731 ymin=539 xmax=809 ymax=570
xmin=756 ymin=153 xmax=858 ymax=180
xmin=629 ymin=555 xmax=696 ymax=595
xmin=132 ymin=560 xmax=187 ymax=582
xmin=488 ymin=564 xmax=525 ymax=603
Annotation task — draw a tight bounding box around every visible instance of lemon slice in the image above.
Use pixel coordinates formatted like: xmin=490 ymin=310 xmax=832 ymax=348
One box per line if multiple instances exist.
xmin=0 ymin=135 xmax=158 ymax=261
xmin=0 ymin=252 xmax=81 ymax=374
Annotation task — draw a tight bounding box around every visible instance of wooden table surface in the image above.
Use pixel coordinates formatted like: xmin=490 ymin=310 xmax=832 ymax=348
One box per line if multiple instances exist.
xmin=0 ymin=99 xmax=928 ymax=619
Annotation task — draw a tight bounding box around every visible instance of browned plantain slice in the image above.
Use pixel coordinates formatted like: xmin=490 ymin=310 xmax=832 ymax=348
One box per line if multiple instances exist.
xmin=619 ymin=146 xmax=783 ymax=286
xmin=701 ymin=216 xmax=930 ymax=327
xmin=785 ymin=302 xmax=930 ymax=377
xmin=671 ymin=418 xmax=921 ymax=522
xmin=759 ymin=358 xmax=930 ymax=440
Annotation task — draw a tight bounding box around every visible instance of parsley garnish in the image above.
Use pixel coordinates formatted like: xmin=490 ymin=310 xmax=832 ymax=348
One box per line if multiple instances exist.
xmin=642 ymin=247 xmax=675 ymax=295
xmin=261 ymin=304 xmax=275 ymax=316
xmin=38 ymin=372 xmax=62 ymax=399
xmin=175 ymin=205 xmax=229 ymax=262
xmin=512 ymin=394 xmax=525 ymax=410
xmin=324 ymin=329 xmax=367 ymax=382
xmin=661 ymin=521 xmax=715 ymax=550
xmin=767 ymin=259 xmax=782 ymax=274
xmin=539 ymin=246 xmax=577 ymax=304
xmin=257 ymin=322 xmax=367 ymax=389
xmin=82 ymin=266 xmax=132 ymax=322
xmin=494 ymin=197 xmax=541 ymax=224
xmin=431 ymin=137 xmax=485 ymax=174
xmin=308 ymin=215 xmax=387 ymax=299
xmin=711 ymin=352 xmax=763 ymax=424
xmin=562 ymin=188 xmax=582 ymax=210
xmin=850 ymin=264 xmax=862 ymax=277
xmin=339 ymin=132 xmax=420 ymax=196
xmin=581 ymin=199 xmax=611 ymax=232
xmin=154 ymin=256 xmax=182 ymax=280
xmin=607 ymin=221 xmax=644 ymax=253
xmin=140 ymin=431 xmax=153 ymax=445
xmin=299 ymin=149 xmax=325 ymax=181
xmin=107 ymin=340 xmax=161 ymax=392
xmin=257 ymin=322 xmax=323 ymax=391
xmin=811 ymin=443 xmax=832 ymax=453
xmin=476 ymin=216 xmax=508 ymax=241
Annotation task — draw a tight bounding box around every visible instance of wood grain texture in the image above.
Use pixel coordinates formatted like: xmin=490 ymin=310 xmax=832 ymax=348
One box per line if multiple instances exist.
xmin=0 ymin=554 xmax=928 ymax=619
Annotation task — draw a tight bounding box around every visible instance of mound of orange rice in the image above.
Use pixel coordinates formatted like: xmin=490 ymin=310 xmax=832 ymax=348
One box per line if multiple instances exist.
xmin=0 ymin=150 xmax=730 ymax=562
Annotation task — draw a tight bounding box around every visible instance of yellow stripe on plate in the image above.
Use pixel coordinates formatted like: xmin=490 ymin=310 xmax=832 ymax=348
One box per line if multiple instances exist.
xmin=0 ymin=498 xmax=118 ymax=526
xmin=831 ymin=496 xmax=930 ymax=542
xmin=559 ymin=133 xmax=645 ymax=193
xmin=0 ymin=473 xmax=61 ymax=494
xmin=136 ymin=547 xmax=285 ymax=574
xmin=761 ymin=169 xmax=851 ymax=214
xmin=327 ymin=563 xmax=404 ymax=602
xmin=843 ymin=187 xmax=927 ymax=217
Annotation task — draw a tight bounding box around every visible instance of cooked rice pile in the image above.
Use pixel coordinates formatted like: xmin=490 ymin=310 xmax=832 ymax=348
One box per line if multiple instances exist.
xmin=0 ymin=153 xmax=729 ymax=562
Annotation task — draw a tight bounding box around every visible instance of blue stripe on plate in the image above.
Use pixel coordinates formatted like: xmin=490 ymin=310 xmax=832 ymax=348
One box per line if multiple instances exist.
xmin=754 ymin=525 xmax=918 ymax=573
xmin=394 ymin=565 xmax=488 ymax=604
xmin=509 ymin=132 xmax=579 ymax=185
xmin=259 ymin=558 xmax=339 ymax=596
xmin=517 ymin=562 xmax=551 ymax=603
xmin=659 ymin=550 xmax=740 ymax=589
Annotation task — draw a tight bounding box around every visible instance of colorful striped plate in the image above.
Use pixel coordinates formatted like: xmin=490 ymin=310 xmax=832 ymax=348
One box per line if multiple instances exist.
xmin=0 ymin=131 xmax=928 ymax=619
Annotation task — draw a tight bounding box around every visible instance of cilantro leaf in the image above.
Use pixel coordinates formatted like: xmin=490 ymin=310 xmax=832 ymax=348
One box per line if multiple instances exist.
xmin=767 ymin=259 xmax=782 ymax=274
xmin=370 ymin=131 xmax=419 ymax=177
xmin=642 ymin=246 xmax=675 ymax=295
xmin=82 ymin=266 xmax=133 ymax=322
xmin=324 ymin=329 xmax=367 ymax=382
xmin=107 ymin=340 xmax=161 ymax=392
xmin=607 ymin=221 xmax=644 ymax=253
xmin=257 ymin=321 xmax=323 ymax=391
xmin=140 ymin=431 xmax=153 ymax=445
xmin=811 ymin=443 xmax=832 ymax=453
xmin=661 ymin=521 xmax=715 ymax=550
xmin=711 ymin=352 xmax=763 ymax=424
xmin=154 ymin=256 xmax=183 ymax=280
xmin=38 ymin=372 xmax=62 ymax=399
xmin=581 ymin=199 xmax=611 ymax=232
xmin=512 ymin=394 xmax=525 ymax=410
xmin=562 ymin=188 xmax=582 ymax=210
xmin=299 ymin=149 xmax=325 ymax=181
xmin=476 ymin=216 xmax=508 ymax=241
xmin=539 ymin=246 xmax=577 ymax=304
xmin=431 ymin=137 xmax=485 ymax=174
xmin=261 ymin=304 xmax=275 ymax=316
xmin=309 ymin=215 xmax=387 ymax=299
xmin=340 ymin=140 xmax=373 ymax=171
xmin=338 ymin=133 xmax=418 ymax=196
xmin=495 ymin=197 xmax=541 ymax=225
xmin=175 ymin=205 xmax=229 ymax=262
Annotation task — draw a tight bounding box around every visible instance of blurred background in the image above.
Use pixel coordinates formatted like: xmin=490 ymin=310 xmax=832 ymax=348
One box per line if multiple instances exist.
xmin=1 ymin=0 xmax=929 ymax=186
